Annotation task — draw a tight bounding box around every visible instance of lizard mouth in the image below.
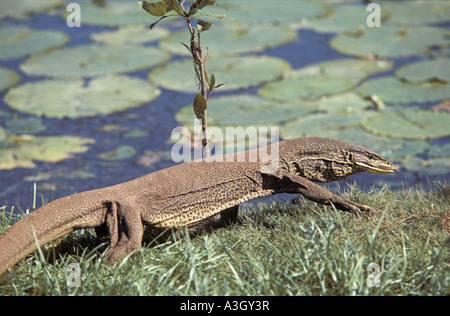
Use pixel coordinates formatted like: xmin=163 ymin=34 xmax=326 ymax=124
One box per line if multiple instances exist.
xmin=356 ymin=161 xmax=396 ymax=174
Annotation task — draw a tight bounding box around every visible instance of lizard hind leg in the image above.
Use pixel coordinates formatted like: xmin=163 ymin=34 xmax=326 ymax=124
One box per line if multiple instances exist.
xmin=104 ymin=201 xmax=144 ymax=263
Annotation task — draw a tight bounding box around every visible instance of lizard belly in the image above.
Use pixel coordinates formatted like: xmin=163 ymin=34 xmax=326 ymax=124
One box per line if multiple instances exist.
xmin=148 ymin=189 xmax=273 ymax=228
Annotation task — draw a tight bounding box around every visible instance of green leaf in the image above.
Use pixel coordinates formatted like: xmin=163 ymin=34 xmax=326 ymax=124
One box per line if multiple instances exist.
xmin=259 ymin=75 xmax=354 ymax=102
xmin=165 ymin=0 xmax=183 ymax=15
xmin=98 ymin=145 xmax=136 ymax=161
xmin=357 ymin=76 xmax=450 ymax=104
xmin=197 ymin=20 xmax=213 ymax=33
xmin=210 ymin=74 xmax=216 ymax=90
xmin=0 ymin=67 xmax=20 ymax=92
xmin=330 ymin=26 xmax=449 ymax=58
xmin=140 ymin=0 xmax=171 ymax=16
xmin=193 ymin=93 xmax=207 ymax=121
xmin=195 ymin=0 xmax=216 ymax=10
xmin=396 ymin=58 xmax=450 ymax=83
xmin=90 ymin=25 xmax=170 ymax=45
xmin=20 ymin=44 xmax=170 ymax=78
xmin=0 ymin=26 xmax=68 ymax=61
xmin=0 ymin=136 xmax=94 ymax=170
xmin=361 ymin=110 xmax=450 ymax=140
xmin=4 ymin=75 xmax=161 ymax=118
xmin=0 ymin=0 xmax=64 ymax=19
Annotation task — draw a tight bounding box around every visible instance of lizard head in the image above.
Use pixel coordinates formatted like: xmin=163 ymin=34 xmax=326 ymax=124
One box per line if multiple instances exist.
xmin=348 ymin=149 xmax=396 ymax=175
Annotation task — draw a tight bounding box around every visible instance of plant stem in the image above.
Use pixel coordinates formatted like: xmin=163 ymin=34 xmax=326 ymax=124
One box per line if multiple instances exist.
xmin=181 ymin=2 xmax=210 ymax=158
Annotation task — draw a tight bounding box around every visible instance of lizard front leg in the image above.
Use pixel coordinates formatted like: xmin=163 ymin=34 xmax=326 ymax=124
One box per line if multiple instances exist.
xmin=104 ymin=201 xmax=144 ymax=263
xmin=265 ymin=171 xmax=376 ymax=215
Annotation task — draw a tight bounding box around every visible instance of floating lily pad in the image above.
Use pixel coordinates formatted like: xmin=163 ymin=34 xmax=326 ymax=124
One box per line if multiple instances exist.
xmin=24 ymin=170 xmax=96 ymax=182
xmin=21 ymin=44 xmax=170 ymax=78
xmin=0 ymin=136 xmax=94 ymax=170
xmin=304 ymin=4 xmax=385 ymax=33
xmin=176 ymin=94 xmax=316 ymax=127
xmin=429 ymin=142 xmax=450 ymax=158
xmin=357 ymin=76 xmax=450 ymax=104
xmin=91 ymin=25 xmax=170 ymax=45
xmin=315 ymin=93 xmax=372 ymax=114
xmin=149 ymin=55 xmax=291 ymax=92
xmin=0 ymin=68 xmax=20 ymax=92
xmin=5 ymin=117 xmax=47 ymax=135
xmin=204 ymin=0 xmax=331 ymax=24
xmin=361 ymin=110 xmax=450 ymax=140
xmin=281 ymin=112 xmax=371 ymax=140
xmin=0 ymin=26 xmax=68 ymax=61
xmin=61 ymin=1 xmax=156 ymax=26
xmin=382 ymin=1 xmax=450 ymax=26
xmin=0 ymin=0 xmax=64 ymax=19
xmin=287 ymin=58 xmax=393 ymax=84
xmin=160 ymin=23 xmax=297 ymax=57
xmin=4 ymin=75 xmax=161 ymax=118
xmin=259 ymin=74 xmax=354 ymax=102
xmin=396 ymin=58 xmax=450 ymax=83
xmin=0 ymin=126 xmax=7 ymax=142
xmin=311 ymin=126 xmax=429 ymax=159
xmin=98 ymin=145 xmax=136 ymax=161
xmin=399 ymin=156 xmax=450 ymax=177
xmin=330 ymin=26 xmax=450 ymax=58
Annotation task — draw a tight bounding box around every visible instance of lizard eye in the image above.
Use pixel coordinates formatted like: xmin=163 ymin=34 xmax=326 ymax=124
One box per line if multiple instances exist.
xmin=349 ymin=153 xmax=354 ymax=162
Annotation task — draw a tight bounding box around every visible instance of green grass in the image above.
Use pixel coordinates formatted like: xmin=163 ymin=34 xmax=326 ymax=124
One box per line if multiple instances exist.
xmin=0 ymin=182 xmax=449 ymax=296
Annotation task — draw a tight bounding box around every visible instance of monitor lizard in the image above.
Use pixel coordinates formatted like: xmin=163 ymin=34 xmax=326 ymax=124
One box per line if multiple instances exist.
xmin=0 ymin=136 xmax=397 ymax=275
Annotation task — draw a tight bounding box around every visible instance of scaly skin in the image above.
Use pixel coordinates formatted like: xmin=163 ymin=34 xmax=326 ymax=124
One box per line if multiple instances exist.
xmin=0 ymin=137 xmax=396 ymax=275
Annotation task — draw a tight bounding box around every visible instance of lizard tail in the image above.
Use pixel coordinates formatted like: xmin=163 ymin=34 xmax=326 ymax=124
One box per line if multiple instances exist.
xmin=0 ymin=192 xmax=107 ymax=276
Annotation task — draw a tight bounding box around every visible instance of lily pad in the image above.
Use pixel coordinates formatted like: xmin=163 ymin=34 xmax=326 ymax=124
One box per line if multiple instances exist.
xmin=315 ymin=93 xmax=372 ymax=114
xmin=160 ymin=23 xmax=298 ymax=57
xmin=204 ymin=0 xmax=331 ymax=24
xmin=396 ymin=58 xmax=450 ymax=83
xmin=91 ymin=25 xmax=170 ymax=45
xmin=4 ymin=75 xmax=161 ymax=118
xmin=0 ymin=68 xmax=20 ymax=92
xmin=429 ymin=143 xmax=450 ymax=158
xmin=330 ymin=26 xmax=450 ymax=58
xmin=149 ymin=55 xmax=291 ymax=92
xmin=0 ymin=126 xmax=7 ymax=142
xmin=61 ymin=1 xmax=156 ymax=26
xmin=382 ymin=1 xmax=450 ymax=26
xmin=0 ymin=0 xmax=64 ymax=19
xmin=259 ymin=74 xmax=354 ymax=102
xmin=304 ymin=4 xmax=386 ymax=33
xmin=98 ymin=145 xmax=136 ymax=161
xmin=309 ymin=126 xmax=428 ymax=159
xmin=281 ymin=112 xmax=371 ymax=140
xmin=287 ymin=58 xmax=393 ymax=84
xmin=0 ymin=26 xmax=69 ymax=61
xmin=5 ymin=117 xmax=47 ymax=135
xmin=361 ymin=110 xmax=450 ymax=140
xmin=0 ymin=136 xmax=94 ymax=170
xmin=176 ymin=94 xmax=317 ymax=127
xmin=20 ymin=44 xmax=170 ymax=78
xmin=357 ymin=76 xmax=450 ymax=104
xmin=399 ymin=156 xmax=450 ymax=177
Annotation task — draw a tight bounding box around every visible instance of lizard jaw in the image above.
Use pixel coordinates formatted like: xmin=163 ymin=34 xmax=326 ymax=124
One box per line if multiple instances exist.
xmin=355 ymin=161 xmax=396 ymax=174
